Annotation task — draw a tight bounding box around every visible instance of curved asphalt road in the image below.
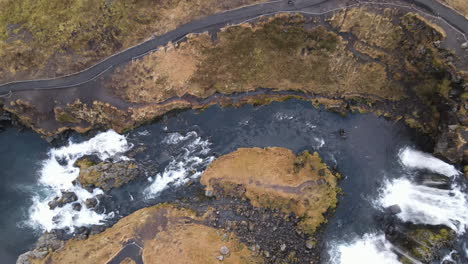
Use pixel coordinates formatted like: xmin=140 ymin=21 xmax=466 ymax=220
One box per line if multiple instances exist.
xmin=0 ymin=0 xmax=466 ymax=94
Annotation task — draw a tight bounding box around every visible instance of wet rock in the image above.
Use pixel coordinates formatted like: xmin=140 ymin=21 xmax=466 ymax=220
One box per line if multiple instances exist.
xmin=84 ymin=197 xmax=98 ymax=209
xmin=48 ymin=191 xmax=78 ymax=209
xmin=415 ymin=173 xmax=451 ymax=189
xmin=72 ymin=202 xmax=82 ymax=211
xmin=388 ymin=225 xmax=455 ymax=263
xmin=339 ymin=128 xmax=347 ymax=138
xmin=385 ymin=204 xmax=402 ymax=215
xmin=75 ymin=157 xmax=141 ymax=191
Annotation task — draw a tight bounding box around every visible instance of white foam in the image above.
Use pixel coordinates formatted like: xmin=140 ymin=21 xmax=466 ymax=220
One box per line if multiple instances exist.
xmin=441 ymin=250 xmax=457 ymax=263
xmin=137 ymin=130 xmax=150 ymax=136
xmin=274 ymin=112 xmax=294 ymax=121
xmin=314 ymin=137 xmax=325 ymax=149
xmin=162 ymin=131 xmax=197 ymax=145
xmin=377 ymin=178 xmax=468 ymax=234
xmin=399 ymin=147 xmax=460 ymax=177
xmin=329 ymin=233 xmax=401 ymax=264
xmin=28 ymin=130 xmax=131 ymax=232
xmin=305 ymin=121 xmax=317 ymax=129
xmin=145 ymin=131 xmax=214 ymax=197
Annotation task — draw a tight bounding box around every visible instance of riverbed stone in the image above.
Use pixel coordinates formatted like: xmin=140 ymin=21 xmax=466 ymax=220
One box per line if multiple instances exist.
xmin=201 ymin=147 xmax=340 ymax=234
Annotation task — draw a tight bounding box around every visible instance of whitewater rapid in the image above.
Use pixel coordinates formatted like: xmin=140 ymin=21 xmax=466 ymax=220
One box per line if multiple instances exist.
xmin=27 ymin=130 xmax=215 ymax=232
xmin=330 ymin=146 xmax=466 ymax=263
xmin=144 ymin=131 xmax=214 ymax=197
xmin=28 ymin=130 xmax=131 ymax=231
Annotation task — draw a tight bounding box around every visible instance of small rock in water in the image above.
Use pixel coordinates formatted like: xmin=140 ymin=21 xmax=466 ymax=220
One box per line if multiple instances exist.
xmin=220 ymin=246 xmax=230 ymax=256
xmin=339 ymin=129 xmax=347 ymax=138
xmin=85 ymin=197 xmax=98 ymax=209
xmin=72 ymin=202 xmax=82 ymax=211
xmin=385 ymin=204 xmax=402 ymax=215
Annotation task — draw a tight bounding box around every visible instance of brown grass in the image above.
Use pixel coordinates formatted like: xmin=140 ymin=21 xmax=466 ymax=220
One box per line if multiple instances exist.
xmin=110 ymin=14 xmax=404 ymax=104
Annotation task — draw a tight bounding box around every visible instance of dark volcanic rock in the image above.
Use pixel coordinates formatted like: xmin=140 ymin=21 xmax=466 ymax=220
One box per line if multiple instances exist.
xmin=415 ymin=173 xmax=451 ymax=189
xmin=74 ymin=156 xmax=141 ymax=191
xmin=48 ymin=191 xmax=78 ymax=209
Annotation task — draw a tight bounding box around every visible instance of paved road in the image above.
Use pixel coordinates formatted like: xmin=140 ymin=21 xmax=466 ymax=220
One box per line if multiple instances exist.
xmin=0 ymin=0 xmax=466 ymax=95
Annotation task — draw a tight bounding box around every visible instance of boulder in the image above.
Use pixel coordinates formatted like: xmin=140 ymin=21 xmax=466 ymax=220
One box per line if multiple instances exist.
xmin=385 ymin=204 xmax=402 ymax=215
xmin=415 ymin=173 xmax=451 ymax=189
xmin=48 ymin=192 xmax=78 ymax=209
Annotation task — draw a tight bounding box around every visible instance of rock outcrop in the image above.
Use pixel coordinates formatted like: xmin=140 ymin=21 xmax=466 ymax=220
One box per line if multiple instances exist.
xmin=74 ymin=156 xmax=141 ymax=191
xmin=201 ymin=147 xmax=340 ymax=234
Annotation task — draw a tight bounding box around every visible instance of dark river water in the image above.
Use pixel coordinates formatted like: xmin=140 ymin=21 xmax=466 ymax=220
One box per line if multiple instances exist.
xmin=1 ymin=99 xmax=466 ymax=264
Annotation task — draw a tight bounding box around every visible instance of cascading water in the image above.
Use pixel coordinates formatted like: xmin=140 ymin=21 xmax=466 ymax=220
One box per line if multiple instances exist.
xmin=144 ymin=131 xmax=214 ymax=197
xmin=27 ymin=130 xmax=131 ymax=232
xmin=329 ymin=233 xmax=401 ymax=264
xmin=329 ymin=146 xmax=467 ymax=263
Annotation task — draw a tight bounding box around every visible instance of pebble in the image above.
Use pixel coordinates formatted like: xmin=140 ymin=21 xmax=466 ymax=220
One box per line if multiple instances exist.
xmin=220 ymin=246 xmax=230 ymax=256
xmin=205 ymin=189 xmax=214 ymax=197
xmin=305 ymin=240 xmax=315 ymax=249
xmin=217 ymin=255 xmax=224 ymax=261
xmin=280 ymin=243 xmax=287 ymax=252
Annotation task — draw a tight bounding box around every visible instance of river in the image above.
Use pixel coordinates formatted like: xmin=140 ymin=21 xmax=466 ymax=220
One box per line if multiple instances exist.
xmin=0 ymin=99 xmax=466 ymax=263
